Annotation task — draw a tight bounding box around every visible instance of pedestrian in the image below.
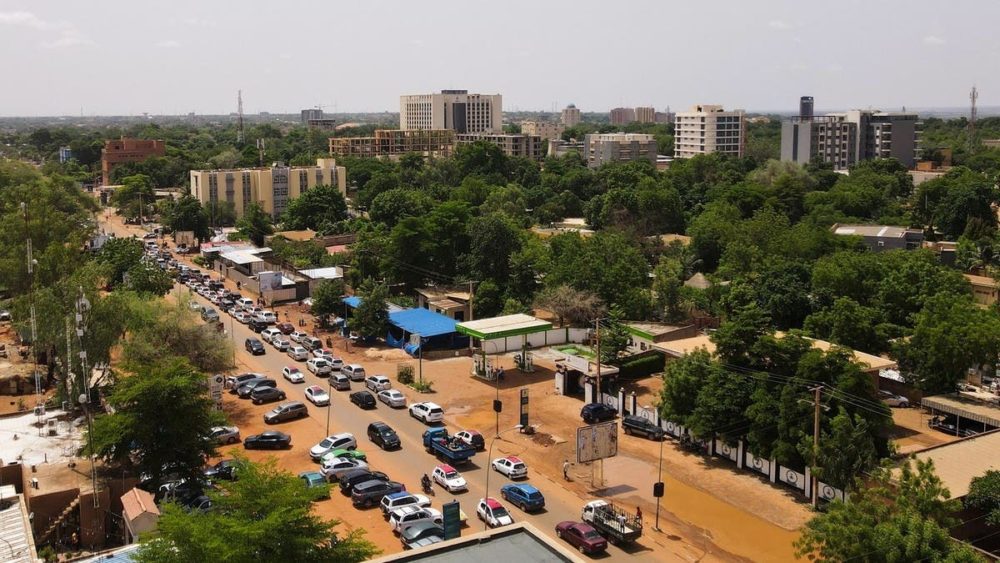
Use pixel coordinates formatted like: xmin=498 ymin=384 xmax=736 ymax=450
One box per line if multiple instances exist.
xmin=563 ymin=460 xmax=570 ymax=480
xmin=636 ymin=506 xmax=642 ymax=522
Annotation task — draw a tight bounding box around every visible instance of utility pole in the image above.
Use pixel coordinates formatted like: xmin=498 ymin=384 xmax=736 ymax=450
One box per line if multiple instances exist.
xmin=594 ymin=318 xmax=601 ymax=404
xmin=800 ymin=385 xmax=827 ymax=509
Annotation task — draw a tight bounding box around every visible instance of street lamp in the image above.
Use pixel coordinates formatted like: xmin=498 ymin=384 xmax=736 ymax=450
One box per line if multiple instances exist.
xmin=482 ymin=424 xmax=523 ymax=531
xmin=326 ymin=375 xmax=333 ymax=437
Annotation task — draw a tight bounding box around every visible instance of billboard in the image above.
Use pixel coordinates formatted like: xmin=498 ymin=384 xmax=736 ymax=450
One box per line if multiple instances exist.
xmin=207 ymin=373 xmax=224 ymax=411
xmin=576 ymin=421 xmax=618 ymax=464
xmin=258 ymin=271 xmax=283 ymax=291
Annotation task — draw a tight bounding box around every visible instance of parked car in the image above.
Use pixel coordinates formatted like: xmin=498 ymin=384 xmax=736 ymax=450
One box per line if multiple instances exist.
xmin=243 ymin=430 xmax=291 ymax=450
xmin=208 ymin=425 xmax=241 ymax=445
xmin=226 ymin=372 xmax=262 ymax=390
xmin=390 ymin=506 xmax=443 ymax=534
xmin=339 ymin=470 xmax=389 ymax=496
xmin=271 ymin=337 xmax=290 ymax=352
xmin=237 ymin=378 xmax=276 ymax=398
xmin=330 ymin=373 xmax=351 ymax=391
xmin=323 ymin=448 xmax=367 ymax=463
xmin=555 ymin=521 xmax=608 ymax=555
xmin=352 ymin=479 xmax=405 ymax=508
xmin=275 ymin=322 xmax=295 ymax=335
xmin=431 ymin=464 xmax=467 ymax=492
xmin=351 ymin=390 xmax=377 ymax=409
xmin=299 ymin=471 xmax=330 ymax=498
xmin=282 ymin=366 xmax=305 ymax=383
xmin=251 ymin=386 xmax=287 ymax=405
xmin=301 ymin=336 xmax=323 ymax=351
xmin=244 ymin=338 xmax=266 ymax=355
xmin=321 ymin=457 xmax=369 ymax=480
xmin=501 ymin=483 xmax=545 ymax=512
xmin=409 ymin=402 xmax=444 ymax=424
xmin=310 ymin=433 xmax=358 ymax=461
xmin=201 ymin=307 xmax=220 ymax=322
xmin=378 ymin=389 xmax=407 ymax=408
xmin=622 ymin=415 xmax=665 ymax=440
xmin=368 ymin=421 xmax=402 ymax=450
xmin=365 ymin=375 xmax=392 ymax=392
xmin=203 ymin=459 xmax=238 ymax=481
xmin=380 ymin=492 xmax=432 ymax=518
xmin=581 ymin=403 xmax=618 ymax=424
xmin=455 ymin=430 xmax=485 ymax=451
xmin=306 ymin=358 xmax=332 ymax=376
xmin=254 ymin=311 xmax=278 ymax=324
xmin=476 ymin=497 xmax=513 ymax=528
xmin=287 ymin=346 xmax=310 ymax=361
xmin=491 ymin=456 xmax=528 ymax=479
xmin=341 ymin=364 xmax=366 ymax=381
xmin=290 ymin=331 xmax=308 ymax=343
xmin=264 ymin=401 xmax=307 ymax=423
xmin=249 ymin=319 xmax=268 ymax=333
xmin=304 ymin=385 xmax=330 ymax=406
xmin=878 ymin=390 xmax=910 ymax=408
xmin=400 ymin=522 xmax=445 ymax=550
xmin=235 ymin=297 xmax=254 ymax=310
xmin=188 ymin=302 xmax=202 ymax=312
xmin=260 ymin=327 xmax=282 ymax=343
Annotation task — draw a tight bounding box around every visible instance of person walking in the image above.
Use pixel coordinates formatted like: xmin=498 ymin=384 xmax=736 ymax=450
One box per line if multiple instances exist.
xmin=636 ymin=506 xmax=642 ymax=522
xmin=563 ymin=460 xmax=570 ymax=481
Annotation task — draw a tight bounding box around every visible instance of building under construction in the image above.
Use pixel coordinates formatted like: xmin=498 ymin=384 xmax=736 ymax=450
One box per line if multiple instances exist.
xmin=329 ymin=129 xmax=455 ymax=159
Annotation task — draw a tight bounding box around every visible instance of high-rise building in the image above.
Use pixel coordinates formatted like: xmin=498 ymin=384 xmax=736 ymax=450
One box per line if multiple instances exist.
xmin=610 ymin=107 xmax=637 ymax=125
xmin=101 ymin=137 xmax=166 ymax=185
xmin=400 ymin=90 xmax=502 ymax=134
xmin=330 ymin=129 xmax=455 ymax=159
xmin=561 ymin=104 xmax=582 ymax=127
xmin=520 ymin=121 xmax=566 ymax=141
xmin=673 ymin=105 xmax=746 ymax=159
xmin=300 ymin=108 xmax=324 ymax=124
xmin=781 ymin=101 xmax=920 ymax=170
xmin=634 ymin=107 xmax=656 ymax=124
xmin=584 ymin=133 xmax=657 ymax=169
xmin=58 ymin=146 xmax=73 ymax=163
xmin=189 ymin=158 xmax=346 ymax=220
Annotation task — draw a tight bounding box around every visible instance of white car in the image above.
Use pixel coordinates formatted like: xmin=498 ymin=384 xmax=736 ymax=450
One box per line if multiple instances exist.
xmin=476 ymin=498 xmax=513 ymax=528
xmin=304 ymin=385 xmax=330 ymax=406
xmin=271 ymin=337 xmax=290 ymax=352
xmin=255 ymin=311 xmax=278 ymax=324
xmin=290 ymin=331 xmax=308 ymax=343
xmin=312 ymin=348 xmax=333 ymax=360
xmin=306 ymin=358 xmax=332 ymax=376
xmin=389 ymin=506 xmax=443 ymax=534
xmin=261 ymin=328 xmax=282 ymax=343
xmin=309 ymin=433 xmax=358 ymax=460
xmin=491 ymin=456 xmax=528 ymax=479
xmin=233 ymin=311 xmax=250 ymax=324
xmin=377 ymin=389 xmax=406 ymax=408
xmin=208 ymin=425 xmax=240 ymax=444
xmin=320 ymin=457 xmax=368 ymax=480
xmin=409 ymin=402 xmax=444 ymax=424
xmin=282 ymin=366 xmax=305 ymax=383
xmin=287 ymin=346 xmax=309 ymax=361
xmin=431 ymin=464 xmax=467 ymax=492
xmin=341 ymin=364 xmax=366 ymax=381
xmin=380 ymin=492 xmax=432 ymax=517
xmin=365 ymin=375 xmax=392 ymax=392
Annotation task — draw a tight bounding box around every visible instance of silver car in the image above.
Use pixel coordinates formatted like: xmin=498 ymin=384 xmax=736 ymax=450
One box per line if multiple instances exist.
xmin=878 ymin=390 xmax=910 ymax=408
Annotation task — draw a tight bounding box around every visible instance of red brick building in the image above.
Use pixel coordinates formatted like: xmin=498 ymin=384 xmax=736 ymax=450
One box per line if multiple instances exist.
xmin=101 ymin=137 xmax=166 ymax=185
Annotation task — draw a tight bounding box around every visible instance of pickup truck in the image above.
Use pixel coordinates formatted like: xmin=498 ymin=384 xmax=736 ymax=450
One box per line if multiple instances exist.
xmin=422 ymin=427 xmax=476 ymax=465
xmin=581 ymin=500 xmax=642 ymax=545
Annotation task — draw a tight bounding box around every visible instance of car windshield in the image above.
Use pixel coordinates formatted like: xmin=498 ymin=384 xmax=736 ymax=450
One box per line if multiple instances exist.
xmin=319 ymin=439 xmax=333 ymax=448
xmin=525 ymin=492 xmax=542 ymax=500
xmin=491 ymin=507 xmax=509 ymax=518
xmin=445 ymin=471 xmax=459 ymax=479
xmin=382 ymin=430 xmax=396 ymax=438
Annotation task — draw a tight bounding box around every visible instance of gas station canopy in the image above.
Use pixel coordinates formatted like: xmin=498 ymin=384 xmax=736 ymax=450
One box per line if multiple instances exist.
xmin=455 ymin=314 xmax=552 ymax=340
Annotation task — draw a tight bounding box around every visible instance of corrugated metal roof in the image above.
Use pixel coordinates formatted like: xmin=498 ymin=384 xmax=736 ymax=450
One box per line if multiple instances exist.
xmin=909 ymin=429 xmax=1000 ymax=498
xmin=0 ymin=495 xmax=38 ymax=563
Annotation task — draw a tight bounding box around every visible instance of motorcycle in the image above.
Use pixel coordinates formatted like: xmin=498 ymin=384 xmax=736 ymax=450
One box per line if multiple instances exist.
xmin=421 ymin=475 xmax=434 ymax=495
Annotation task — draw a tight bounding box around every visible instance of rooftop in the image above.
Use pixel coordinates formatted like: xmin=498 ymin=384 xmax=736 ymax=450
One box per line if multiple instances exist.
xmin=0 ymin=409 xmax=84 ymax=467
xmin=456 ymin=314 xmax=552 ymax=340
xmin=372 ymin=522 xmax=583 ymax=563
xmin=922 ymin=394 xmax=1000 ymax=428
xmin=964 ymin=273 xmax=997 ymax=288
xmin=831 ymin=224 xmax=921 ymax=239
xmin=121 ymin=487 xmax=159 ymax=521
xmin=299 ymin=267 xmax=344 ymax=280
xmin=0 ymin=494 xmax=38 ymax=563
xmin=625 ymin=322 xmax=690 ymax=340
xmin=272 ymin=229 xmax=316 ymax=242
xmin=909 ymin=429 xmax=1000 ymax=498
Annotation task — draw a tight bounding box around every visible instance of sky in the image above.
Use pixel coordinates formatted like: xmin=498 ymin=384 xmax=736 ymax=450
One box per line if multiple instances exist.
xmin=1 ymin=0 xmax=998 ymax=116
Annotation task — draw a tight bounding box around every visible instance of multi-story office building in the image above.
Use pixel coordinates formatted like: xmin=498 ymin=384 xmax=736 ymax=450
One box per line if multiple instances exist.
xmin=584 ymin=133 xmax=657 ymax=169
xmin=520 ymin=121 xmax=565 ymax=141
xmin=610 ymin=107 xmax=637 ymax=125
xmin=400 ymin=90 xmax=502 ymax=134
xmin=329 ymin=129 xmax=455 ymax=159
xmin=634 ymin=107 xmax=656 ymax=124
xmin=673 ymin=105 xmax=746 ymax=159
xmin=101 ymin=137 xmax=166 ymax=184
xmin=780 ymin=97 xmax=920 ymax=169
xmin=655 ymin=110 xmax=673 ymax=124
xmin=456 ymin=134 xmax=543 ymax=160
xmin=58 ymin=146 xmax=73 ymax=163
xmin=300 ymin=108 xmax=324 ymax=124
xmin=561 ymin=104 xmax=582 ymax=127
xmin=189 ymin=158 xmax=346 ymax=220
xmin=548 ymin=139 xmax=587 ymax=159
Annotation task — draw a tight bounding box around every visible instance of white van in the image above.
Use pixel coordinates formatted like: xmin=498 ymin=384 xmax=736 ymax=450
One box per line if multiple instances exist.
xmin=236 ymin=298 xmax=254 ymax=310
xmin=341 ymin=364 xmax=366 ymax=381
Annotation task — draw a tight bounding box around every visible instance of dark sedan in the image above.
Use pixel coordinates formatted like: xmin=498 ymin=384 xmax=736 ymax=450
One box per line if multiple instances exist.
xmin=203 ymin=459 xmax=238 ymax=481
xmin=555 ymin=521 xmax=608 ymax=554
xmin=245 ymin=338 xmax=266 ymax=355
xmin=250 ymin=386 xmax=287 ymax=405
xmin=243 ymin=431 xmax=291 ymax=450
xmin=350 ymin=390 xmax=376 ymax=410
xmin=581 ymin=403 xmax=617 ymax=424
xmin=339 ymin=469 xmax=390 ymax=495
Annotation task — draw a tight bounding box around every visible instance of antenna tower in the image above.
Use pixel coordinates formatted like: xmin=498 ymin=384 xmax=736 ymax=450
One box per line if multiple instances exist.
xmin=237 ymin=90 xmax=246 ymax=145
xmin=969 ymin=86 xmax=979 ymax=151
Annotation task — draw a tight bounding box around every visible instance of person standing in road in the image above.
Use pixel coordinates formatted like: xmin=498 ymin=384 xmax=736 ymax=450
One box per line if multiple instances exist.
xmin=636 ymin=506 xmax=642 ymax=522
xmin=563 ymin=460 xmax=570 ymax=480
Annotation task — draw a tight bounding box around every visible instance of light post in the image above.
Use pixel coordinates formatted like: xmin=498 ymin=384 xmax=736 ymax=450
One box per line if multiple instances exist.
xmin=416 ymin=332 xmax=423 ymax=387
xmin=482 ymin=424 xmax=523 ymax=531
xmin=78 ymin=393 xmax=98 ymax=508
xmin=654 ymin=435 xmax=664 ymax=532
xmin=325 ymin=375 xmax=333 ymax=437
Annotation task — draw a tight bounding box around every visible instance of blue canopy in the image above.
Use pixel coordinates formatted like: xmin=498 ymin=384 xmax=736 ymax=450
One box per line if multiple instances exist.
xmin=342 ymin=296 xmax=362 ymax=309
xmin=388 ymin=308 xmax=458 ymax=338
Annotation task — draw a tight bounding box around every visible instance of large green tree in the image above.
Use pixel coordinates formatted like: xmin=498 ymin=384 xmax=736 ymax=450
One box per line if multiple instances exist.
xmin=281 ymin=184 xmax=349 ymax=232
xmin=965 ymin=470 xmax=1000 ymax=527
xmin=97 ymin=237 xmax=145 ymax=288
xmin=350 ymin=279 xmax=390 ymax=340
xmin=163 ymin=194 xmax=211 ymax=240
xmin=236 ymin=202 xmax=274 ymax=247
xmin=111 ymin=174 xmax=155 ymax=221
xmin=310 ymin=278 xmax=345 ymax=326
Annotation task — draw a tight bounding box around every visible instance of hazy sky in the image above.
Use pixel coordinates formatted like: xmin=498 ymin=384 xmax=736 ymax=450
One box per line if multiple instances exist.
xmin=2 ymin=0 xmax=998 ymax=116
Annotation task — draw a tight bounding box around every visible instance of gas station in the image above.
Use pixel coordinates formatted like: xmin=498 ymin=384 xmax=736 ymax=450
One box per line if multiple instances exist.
xmin=455 ymin=314 xmax=552 ymax=380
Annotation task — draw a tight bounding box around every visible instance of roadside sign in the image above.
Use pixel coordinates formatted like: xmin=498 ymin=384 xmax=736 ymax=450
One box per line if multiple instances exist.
xmin=208 ymin=374 xmax=224 ymax=411
xmin=576 ymin=421 xmax=618 ymax=464
xmin=442 ymin=500 xmax=461 ymax=540
xmin=519 ymin=388 xmax=529 ymax=428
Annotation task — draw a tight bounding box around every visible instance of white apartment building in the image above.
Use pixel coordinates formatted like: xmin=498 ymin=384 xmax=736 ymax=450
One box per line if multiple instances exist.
xmin=520 ymin=121 xmax=566 ymax=141
xmin=561 ymin=104 xmax=582 ymax=127
xmin=400 ymin=90 xmax=502 ymax=134
xmin=584 ymin=133 xmax=657 ymax=169
xmin=674 ymin=105 xmax=747 ymax=159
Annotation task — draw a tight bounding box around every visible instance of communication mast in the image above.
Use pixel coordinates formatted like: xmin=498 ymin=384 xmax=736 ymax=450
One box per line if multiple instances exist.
xmin=969 ymin=86 xmax=979 ymax=151
xmin=237 ymin=90 xmax=246 ymax=145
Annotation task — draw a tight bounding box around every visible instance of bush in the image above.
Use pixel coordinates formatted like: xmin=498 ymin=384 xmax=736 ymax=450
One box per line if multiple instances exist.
xmin=412 ymin=380 xmax=434 ymax=393
xmin=618 ymin=354 xmax=665 ymax=378
xmin=192 ymin=255 xmax=207 ymax=267
xmin=397 ymin=364 xmax=414 ymax=385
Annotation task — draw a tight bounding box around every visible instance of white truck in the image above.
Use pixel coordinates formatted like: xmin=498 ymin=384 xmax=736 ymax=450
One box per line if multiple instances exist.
xmin=581 ymin=500 xmax=642 ymax=545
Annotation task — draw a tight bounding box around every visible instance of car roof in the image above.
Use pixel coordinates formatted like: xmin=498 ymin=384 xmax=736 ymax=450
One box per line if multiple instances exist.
xmin=436 ymin=464 xmax=457 ymax=473
xmin=463 ymin=429 xmax=482 ymax=436
xmin=503 ymin=456 xmax=523 ymax=463
xmin=306 ymin=385 xmax=323 ymax=392
xmin=504 ymin=483 xmax=539 ymax=494
xmin=484 ymin=497 xmax=503 ymax=509
xmin=260 ymin=431 xmax=286 ymax=437
xmin=285 ymin=366 xmax=300 ymax=371
xmin=299 ymin=471 xmax=323 ymax=479
xmin=385 ymin=491 xmax=411 ymax=500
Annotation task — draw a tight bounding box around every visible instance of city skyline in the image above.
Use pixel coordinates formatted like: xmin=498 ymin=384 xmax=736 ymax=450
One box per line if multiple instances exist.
xmin=1 ymin=0 xmax=999 ymax=116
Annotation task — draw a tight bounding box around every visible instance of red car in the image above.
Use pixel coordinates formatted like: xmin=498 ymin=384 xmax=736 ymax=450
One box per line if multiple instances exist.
xmin=276 ymin=322 xmax=295 ymax=335
xmin=555 ymin=521 xmax=607 ymax=555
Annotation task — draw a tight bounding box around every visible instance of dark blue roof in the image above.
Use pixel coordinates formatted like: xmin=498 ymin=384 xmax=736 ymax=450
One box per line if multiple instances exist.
xmin=389 ymin=308 xmax=458 ymax=338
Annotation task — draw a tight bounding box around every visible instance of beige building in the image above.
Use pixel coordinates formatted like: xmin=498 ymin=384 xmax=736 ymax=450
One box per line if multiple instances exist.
xmin=330 ymin=129 xmax=455 ymax=158
xmin=561 ymin=104 xmax=582 ymax=127
xmin=520 ymin=121 xmax=565 ymax=141
xmin=965 ymin=274 xmax=999 ymax=307
xmin=674 ymin=104 xmax=746 ymax=159
xmin=456 ymin=133 xmax=544 ymax=160
xmin=634 ymin=106 xmax=656 ymax=123
xmin=584 ymin=133 xmax=657 ymax=168
xmin=121 ymin=487 xmax=160 ymax=543
xmin=400 ymin=90 xmax=502 ymax=134
xmin=189 ymin=158 xmax=346 ymax=220
xmin=610 ymin=107 xmax=636 ymax=125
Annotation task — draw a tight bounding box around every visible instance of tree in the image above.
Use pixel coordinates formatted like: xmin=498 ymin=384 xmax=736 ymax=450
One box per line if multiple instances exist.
xmin=350 ymin=279 xmax=389 ymax=340
xmin=86 ymin=358 xmax=223 ymax=488
xmin=651 ymin=257 xmax=685 ymax=323
xmin=461 ymin=213 xmax=522 ymax=289
xmin=97 ymin=237 xmax=145 ymax=288
xmin=136 ymin=457 xmax=378 ymax=563
xmin=281 ymin=185 xmax=348 ymax=231
xmin=965 ymin=470 xmax=1000 ymax=527
xmin=532 ymin=285 xmax=604 ymax=327
xmin=812 ymin=408 xmax=879 ymax=490
xmin=125 ymin=260 xmax=174 ymax=296
xmin=236 ymin=203 xmax=274 ymax=247
xmin=123 ymin=298 xmax=234 ymax=373
xmin=164 ymin=194 xmax=211 ymax=240
xmin=804 ymin=297 xmax=885 ymax=354
xmin=659 ymin=348 xmax=715 ymax=426
xmin=368 ymin=188 xmax=435 ymax=229
xmin=111 ymin=174 xmax=155 ymax=220
xmin=310 ymin=279 xmax=345 ymax=326
xmin=598 ymin=307 xmax=630 ymax=365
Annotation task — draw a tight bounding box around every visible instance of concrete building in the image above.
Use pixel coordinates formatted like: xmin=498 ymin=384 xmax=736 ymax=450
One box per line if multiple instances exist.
xmin=609 ymin=107 xmax=636 ymax=125
xmin=634 ymin=106 xmax=656 ymax=123
xmin=560 ymin=104 xmax=582 ymax=127
xmin=674 ymin=105 xmax=746 ymax=159
xmin=300 ymin=108 xmax=324 ymax=123
xmin=584 ymin=133 xmax=657 ymax=168
xmin=965 ymin=274 xmax=999 ymax=307
xmin=101 ymin=137 xmax=166 ymax=185
xmin=830 ymin=223 xmax=924 ymax=252
xmin=400 ymin=90 xmax=502 ymax=134
xmin=654 ymin=110 xmax=673 ymax=124
xmin=548 ymin=139 xmax=586 ymax=159
xmin=781 ymin=99 xmax=921 ymax=169
xmin=58 ymin=146 xmax=73 ymax=163
xmin=189 ymin=158 xmax=346 ymax=220
xmin=415 ymin=286 xmax=472 ymax=322
xmin=456 ymin=133 xmax=543 ymax=160
xmin=120 ymin=487 xmax=159 ymax=543
xmin=520 ymin=121 xmax=565 ymax=141
xmin=329 ymin=129 xmax=454 ymax=159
